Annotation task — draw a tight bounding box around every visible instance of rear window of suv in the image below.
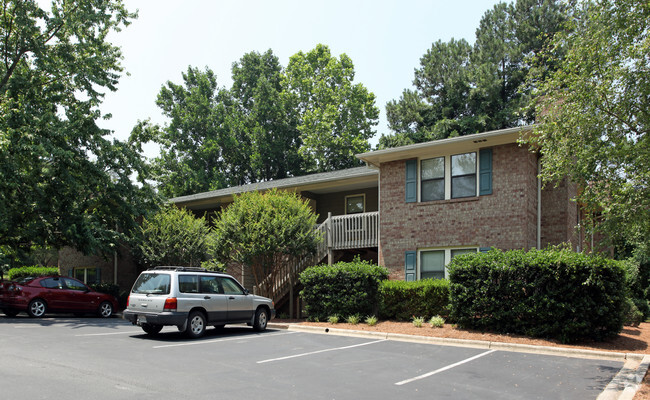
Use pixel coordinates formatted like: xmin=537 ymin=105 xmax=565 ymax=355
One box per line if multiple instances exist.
xmin=132 ymin=273 xmax=171 ymax=294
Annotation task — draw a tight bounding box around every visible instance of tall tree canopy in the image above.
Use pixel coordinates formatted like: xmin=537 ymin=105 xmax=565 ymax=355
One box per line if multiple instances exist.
xmin=284 ymin=44 xmax=379 ymax=173
xmin=380 ymin=0 xmax=567 ymax=148
xmin=525 ymin=0 xmax=650 ymax=253
xmin=137 ymin=45 xmax=378 ymax=198
xmin=0 ymin=0 xmax=158 ymax=265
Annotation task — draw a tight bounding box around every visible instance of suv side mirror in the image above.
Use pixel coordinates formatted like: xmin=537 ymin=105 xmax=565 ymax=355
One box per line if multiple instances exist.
xmin=244 ymin=289 xmax=249 ymax=295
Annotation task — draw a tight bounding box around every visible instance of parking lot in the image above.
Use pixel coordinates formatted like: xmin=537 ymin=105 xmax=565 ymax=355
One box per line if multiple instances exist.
xmin=0 ymin=316 xmax=628 ymax=399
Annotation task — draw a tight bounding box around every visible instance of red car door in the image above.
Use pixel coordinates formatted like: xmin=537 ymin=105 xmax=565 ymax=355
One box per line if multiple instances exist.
xmin=36 ymin=277 xmax=68 ymax=311
xmin=61 ymin=277 xmax=96 ymax=311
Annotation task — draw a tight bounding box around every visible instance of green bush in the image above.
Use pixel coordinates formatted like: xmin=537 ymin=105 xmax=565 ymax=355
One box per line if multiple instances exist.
xmin=379 ymin=279 xmax=450 ymax=321
xmin=300 ymin=260 xmax=388 ymax=321
xmin=6 ymin=266 xmax=59 ymax=281
xmin=448 ymin=248 xmax=627 ymax=343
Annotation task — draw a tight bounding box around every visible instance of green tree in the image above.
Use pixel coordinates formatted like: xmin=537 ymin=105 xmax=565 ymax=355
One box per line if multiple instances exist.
xmin=0 ymin=0 xmax=158 ymax=263
xmin=230 ymin=50 xmax=303 ymax=182
xmin=284 ymin=44 xmax=379 ymax=172
xmin=211 ymin=189 xmax=319 ymax=305
xmin=525 ymin=0 xmax=650 ymax=252
xmin=133 ymin=205 xmax=214 ymax=269
xmin=380 ymin=0 xmax=566 ymax=148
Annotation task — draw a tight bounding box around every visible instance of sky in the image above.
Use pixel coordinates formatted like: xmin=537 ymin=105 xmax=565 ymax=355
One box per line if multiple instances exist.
xmin=99 ymin=0 xmax=503 ymax=157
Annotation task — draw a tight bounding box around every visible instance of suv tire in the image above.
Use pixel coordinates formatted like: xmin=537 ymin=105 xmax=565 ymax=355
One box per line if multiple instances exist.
xmin=253 ymin=308 xmax=269 ymax=332
xmin=186 ymin=311 xmax=207 ymax=338
xmin=142 ymin=323 xmax=163 ymax=335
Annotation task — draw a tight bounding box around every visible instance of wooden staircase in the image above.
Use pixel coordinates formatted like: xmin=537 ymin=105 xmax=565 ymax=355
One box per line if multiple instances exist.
xmin=254 ymin=212 xmax=379 ymax=317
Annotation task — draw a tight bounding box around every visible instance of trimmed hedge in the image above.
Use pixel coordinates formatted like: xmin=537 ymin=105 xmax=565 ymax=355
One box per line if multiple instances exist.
xmin=448 ymin=248 xmax=627 ymax=343
xmin=379 ymin=279 xmax=450 ymax=321
xmin=7 ymin=266 xmax=59 ymax=281
xmin=300 ymin=260 xmax=388 ymax=320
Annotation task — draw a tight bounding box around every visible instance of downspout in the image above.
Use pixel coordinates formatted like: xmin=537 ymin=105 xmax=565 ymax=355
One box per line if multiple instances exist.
xmin=537 ymin=157 xmax=542 ymax=250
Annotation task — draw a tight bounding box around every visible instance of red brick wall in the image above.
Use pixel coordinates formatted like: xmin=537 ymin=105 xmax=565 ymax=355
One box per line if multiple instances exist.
xmin=378 ymin=143 xmax=543 ymax=280
xmin=57 ymin=244 xmax=139 ymax=290
xmin=540 ymin=178 xmax=579 ymax=249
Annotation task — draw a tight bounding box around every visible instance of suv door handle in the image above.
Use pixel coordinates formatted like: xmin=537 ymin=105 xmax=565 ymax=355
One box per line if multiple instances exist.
xmin=229 ymin=296 xmax=235 ymax=300
xmin=204 ymin=296 xmax=211 ymax=300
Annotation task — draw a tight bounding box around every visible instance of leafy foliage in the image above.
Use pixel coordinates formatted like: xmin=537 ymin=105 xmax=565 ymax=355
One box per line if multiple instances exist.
xmin=299 ymin=260 xmax=388 ymax=320
xmin=525 ymin=0 xmax=650 ymax=253
xmin=447 ymin=248 xmax=627 ymax=343
xmin=133 ymin=206 xmax=213 ymax=268
xmin=212 ymin=189 xmax=320 ymax=298
xmin=6 ymin=266 xmax=58 ymax=281
xmin=135 ymin=46 xmax=379 ymax=197
xmin=378 ymin=279 xmax=450 ymax=321
xmin=380 ymin=0 xmax=567 ymax=147
xmin=284 ymin=44 xmax=379 ymax=172
xmin=0 ymin=0 xmax=159 ymax=263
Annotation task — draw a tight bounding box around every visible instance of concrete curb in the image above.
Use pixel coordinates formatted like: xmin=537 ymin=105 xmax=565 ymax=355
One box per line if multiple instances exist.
xmin=269 ymin=323 xmax=650 ymax=400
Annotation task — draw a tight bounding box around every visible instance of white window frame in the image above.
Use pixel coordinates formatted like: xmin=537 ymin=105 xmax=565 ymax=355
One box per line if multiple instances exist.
xmin=344 ymin=193 xmax=366 ymax=215
xmin=418 ymin=152 xmax=480 ymax=202
xmin=417 ymin=247 xmax=478 ymax=280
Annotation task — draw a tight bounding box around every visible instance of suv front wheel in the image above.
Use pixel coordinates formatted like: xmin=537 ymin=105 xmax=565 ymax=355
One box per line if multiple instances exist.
xmin=253 ymin=308 xmax=269 ymax=332
xmin=185 ymin=311 xmax=207 ymax=338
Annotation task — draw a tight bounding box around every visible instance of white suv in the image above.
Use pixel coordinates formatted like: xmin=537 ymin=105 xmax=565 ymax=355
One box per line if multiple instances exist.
xmin=123 ymin=267 xmax=275 ymax=338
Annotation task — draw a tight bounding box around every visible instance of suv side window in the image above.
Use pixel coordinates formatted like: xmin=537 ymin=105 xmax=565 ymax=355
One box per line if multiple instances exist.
xmin=220 ymin=277 xmax=245 ymax=295
xmin=199 ymin=276 xmax=222 ymax=294
xmin=178 ymin=275 xmax=199 ymax=293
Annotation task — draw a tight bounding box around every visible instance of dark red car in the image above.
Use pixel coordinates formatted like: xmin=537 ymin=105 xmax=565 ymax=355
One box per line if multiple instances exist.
xmin=0 ymin=276 xmax=118 ymax=318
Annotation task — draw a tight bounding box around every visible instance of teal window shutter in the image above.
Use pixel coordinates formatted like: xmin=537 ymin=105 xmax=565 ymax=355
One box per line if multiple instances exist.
xmin=405 ymin=160 xmax=417 ymax=203
xmin=479 ymin=148 xmax=493 ymax=195
xmin=96 ymin=267 xmax=101 ymax=284
xmin=405 ymin=251 xmax=416 ymax=281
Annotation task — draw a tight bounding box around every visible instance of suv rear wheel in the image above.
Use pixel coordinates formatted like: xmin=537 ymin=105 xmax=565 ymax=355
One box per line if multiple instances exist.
xmin=185 ymin=311 xmax=206 ymax=338
xmin=142 ymin=323 xmax=163 ymax=335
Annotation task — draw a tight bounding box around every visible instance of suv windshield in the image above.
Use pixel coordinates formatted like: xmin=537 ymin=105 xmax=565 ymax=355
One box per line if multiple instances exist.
xmin=132 ymin=273 xmax=171 ymax=294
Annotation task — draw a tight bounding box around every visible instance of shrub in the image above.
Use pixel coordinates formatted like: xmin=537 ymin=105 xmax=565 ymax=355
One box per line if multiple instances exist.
xmin=430 ymin=315 xmax=445 ymax=328
xmin=7 ymin=266 xmax=59 ymax=281
xmin=412 ymin=316 xmax=425 ymax=328
xmin=365 ymin=315 xmax=378 ymax=326
xmin=328 ymin=315 xmax=339 ymax=324
xmin=448 ymin=248 xmax=627 ymax=343
xmin=300 ymin=259 xmax=388 ymax=321
xmin=379 ymin=279 xmax=450 ymax=321
xmin=346 ymin=315 xmax=361 ymax=325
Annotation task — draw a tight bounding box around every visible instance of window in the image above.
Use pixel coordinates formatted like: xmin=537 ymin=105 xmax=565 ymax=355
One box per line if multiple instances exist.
xmin=62 ymin=277 xmax=88 ymax=291
xmin=179 ymin=275 xmax=199 ymax=293
xmin=40 ymin=278 xmax=63 ymax=289
xmin=451 ymin=152 xmax=476 ymax=198
xmin=416 ymin=247 xmax=478 ymax=280
xmin=200 ymin=276 xmax=221 ymax=294
xmin=421 ymin=157 xmax=444 ymax=202
xmin=405 ymin=149 xmax=492 ymax=203
xmin=131 ymin=273 xmax=171 ymax=295
xmin=220 ymin=277 xmax=245 ymax=295
xmin=420 ymin=250 xmax=445 ymax=279
xmin=345 ymin=194 xmax=365 ymax=214
xmin=73 ymin=267 xmax=99 ymax=285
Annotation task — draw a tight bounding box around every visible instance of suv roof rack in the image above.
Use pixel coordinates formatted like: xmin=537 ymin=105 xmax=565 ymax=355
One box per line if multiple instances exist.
xmin=148 ymin=266 xmax=208 ymax=272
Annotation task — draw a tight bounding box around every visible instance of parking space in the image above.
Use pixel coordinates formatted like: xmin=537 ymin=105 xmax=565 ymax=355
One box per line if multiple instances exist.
xmin=0 ymin=317 xmax=625 ymax=399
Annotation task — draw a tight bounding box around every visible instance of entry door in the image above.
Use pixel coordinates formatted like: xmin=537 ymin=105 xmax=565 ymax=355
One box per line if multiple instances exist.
xmin=219 ymin=277 xmax=253 ymax=322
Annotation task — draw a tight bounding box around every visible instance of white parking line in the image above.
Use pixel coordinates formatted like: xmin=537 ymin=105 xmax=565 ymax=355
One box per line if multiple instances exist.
xmin=153 ymin=331 xmax=299 ymax=349
xmin=75 ymin=331 xmax=144 ymax=337
xmin=257 ymin=339 xmax=388 ymax=364
xmin=395 ymin=349 xmax=496 ymax=386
